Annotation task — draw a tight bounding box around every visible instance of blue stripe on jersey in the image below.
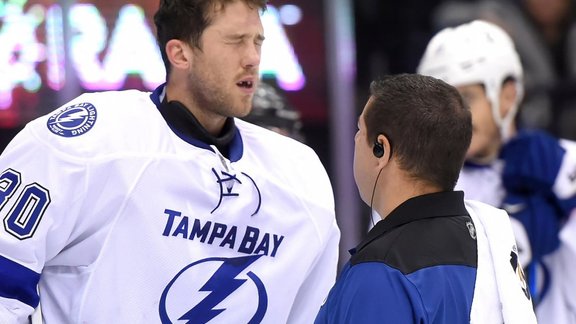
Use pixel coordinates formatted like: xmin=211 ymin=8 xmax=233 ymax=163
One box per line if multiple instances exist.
xmin=0 ymin=254 xmax=41 ymax=308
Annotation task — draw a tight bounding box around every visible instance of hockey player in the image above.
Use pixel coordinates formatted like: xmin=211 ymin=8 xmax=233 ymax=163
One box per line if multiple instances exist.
xmin=315 ymin=74 xmax=536 ymax=323
xmin=0 ymin=0 xmax=340 ymax=323
xmin=418 ymin=20 xmax=576 ymax=323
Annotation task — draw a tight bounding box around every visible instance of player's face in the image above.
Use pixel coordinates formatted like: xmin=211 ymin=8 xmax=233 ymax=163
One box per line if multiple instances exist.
xmin=457 ymin=84 xmax=502 ymax=164
xmin=353 ymin=100 xmax=378 ymax=206
xmin=524 ymin=0 xmax=570 ymax=26
xmin=187 ymin=1 xmax=264 ymax=119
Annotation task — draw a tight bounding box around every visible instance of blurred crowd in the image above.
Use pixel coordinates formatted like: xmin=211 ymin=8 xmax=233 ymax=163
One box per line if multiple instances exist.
xmin=354 ymin=0 xmax=576 ymax=140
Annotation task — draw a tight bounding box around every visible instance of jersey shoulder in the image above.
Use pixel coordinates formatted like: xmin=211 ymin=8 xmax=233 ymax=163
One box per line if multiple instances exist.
xmin=235 ymin=119 xmax=335 ymax=219
xmin=235 ymin=118 xmax=328 ymax=177
xmin=25 ymin=90 xmax=165 ymax=159
xmin=235 ymin=118 xmax=314 ymax=154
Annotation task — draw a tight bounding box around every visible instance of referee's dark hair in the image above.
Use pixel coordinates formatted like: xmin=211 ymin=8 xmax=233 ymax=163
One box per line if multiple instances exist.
xmin=364 ymin=74 xmax=472 ymax=191
xmin=154 ymin=0 xmax=268 ymax=76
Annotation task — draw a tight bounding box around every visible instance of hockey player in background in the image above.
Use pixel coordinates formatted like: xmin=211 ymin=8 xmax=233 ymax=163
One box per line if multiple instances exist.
xmin=242 ymin=82 xmax=305 ymax=142
xmin=0 ymin=0 xmax=340 ymax=323
xmin=418 ymin=20 xmax=576 ymax=323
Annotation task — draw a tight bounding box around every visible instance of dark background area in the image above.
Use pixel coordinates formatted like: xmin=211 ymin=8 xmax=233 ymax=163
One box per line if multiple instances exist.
xmin=3 ymin=0 xmax=576 ymax=150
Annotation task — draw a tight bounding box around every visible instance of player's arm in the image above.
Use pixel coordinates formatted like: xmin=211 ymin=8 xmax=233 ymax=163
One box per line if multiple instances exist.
xmin=502 ymin=192 xmax=562 ymax=262
xmin=0 ymin=125 xmax=85 ymax=323
xmin=282 ymin=146 xmax=341 ymax=323
xmin=287 ymin=217 xmax=340 ymax=324
xmin=556 ymin=211 xmax=576 ymax=315
xmin=501 ymin=131 xmax=576 ymax=258
xmin=501 ymin=131 xmax=576 ymax=213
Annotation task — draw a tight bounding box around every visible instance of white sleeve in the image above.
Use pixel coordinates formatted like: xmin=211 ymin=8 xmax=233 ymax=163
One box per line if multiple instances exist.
xmin=0 ymin=124 xmax=87 ymax=322
xmin=553 ymin=139 xmax=576 ymax=200
xmin=553 ymin=210 xmax=576 ymax=317
xmin=284 ymin=147 xmax=340 ymax=323
xmin=0 ymin=296 xmax=32 ymax=324
xmin=286 ymin=218 xmax=340 ymax=324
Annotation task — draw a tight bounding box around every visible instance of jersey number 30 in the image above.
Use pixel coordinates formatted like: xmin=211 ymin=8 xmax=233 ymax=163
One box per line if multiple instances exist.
xmin=1 ymin=168 xmax=51 ymax=240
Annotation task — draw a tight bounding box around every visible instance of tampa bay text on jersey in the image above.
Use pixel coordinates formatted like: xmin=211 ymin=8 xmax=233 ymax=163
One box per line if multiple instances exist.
xmin=162 ymin=209 xmax=284 ymax=257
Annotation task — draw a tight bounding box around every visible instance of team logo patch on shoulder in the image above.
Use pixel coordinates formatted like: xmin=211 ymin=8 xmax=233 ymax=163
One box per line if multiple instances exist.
xmin=47 ymin=102 xmax=97 ymax=137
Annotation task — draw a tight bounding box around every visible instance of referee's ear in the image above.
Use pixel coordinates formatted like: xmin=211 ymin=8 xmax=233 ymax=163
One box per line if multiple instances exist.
xmin=165 ymin=39 xmax=192 ymax=71
xmin=375 ymin=133 xmax=392 ymax=168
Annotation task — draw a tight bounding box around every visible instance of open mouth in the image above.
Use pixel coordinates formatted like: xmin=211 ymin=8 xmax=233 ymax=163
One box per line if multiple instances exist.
xmin=237 ymin=80 xmax=254 ymax=89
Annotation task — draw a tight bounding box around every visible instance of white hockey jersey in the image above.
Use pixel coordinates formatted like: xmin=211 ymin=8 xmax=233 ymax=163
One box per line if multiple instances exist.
xmin=0 ymin=87 xmax=340 ymax=323
xmin=457 ymin=131 xmax=576 ymax=324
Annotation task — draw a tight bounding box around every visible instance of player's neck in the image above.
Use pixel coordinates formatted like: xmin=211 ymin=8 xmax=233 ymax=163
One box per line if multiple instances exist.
xmin=165 ymin=84 xmax=227 ymax=136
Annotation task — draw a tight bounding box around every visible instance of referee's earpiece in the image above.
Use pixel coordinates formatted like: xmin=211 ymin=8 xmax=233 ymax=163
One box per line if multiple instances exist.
xmin=373 ymin=140 xmax=384 ymax=158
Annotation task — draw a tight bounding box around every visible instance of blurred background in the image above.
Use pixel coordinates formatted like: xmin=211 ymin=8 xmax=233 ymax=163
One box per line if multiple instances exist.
xmin=1 ymin=0 xmax=575 ymax=267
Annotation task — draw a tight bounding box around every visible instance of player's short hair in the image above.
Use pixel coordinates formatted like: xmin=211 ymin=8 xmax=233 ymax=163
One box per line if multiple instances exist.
xmin=154 ymin=0 xmax=268 ymax=75
xmin=365 ymin=74 xmax=472 ymax=190
xmin=242 ymin=82 xmax=304 ymax=141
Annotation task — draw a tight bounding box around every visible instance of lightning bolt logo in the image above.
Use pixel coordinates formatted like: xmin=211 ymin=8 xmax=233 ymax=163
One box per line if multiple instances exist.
xmin=180 ymin=255 xmax=262 ymax=323
xmin=46 ymin=102 xmax=97 ymax=137
xmin=50 ymin=109 xmax=88 ymax=124
xmin=159 ymin=255 xmax=268 ymax=324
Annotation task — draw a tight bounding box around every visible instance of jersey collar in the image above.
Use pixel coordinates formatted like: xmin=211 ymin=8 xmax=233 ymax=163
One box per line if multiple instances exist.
xmin=150 ymin=84 xmax=243 ymax=162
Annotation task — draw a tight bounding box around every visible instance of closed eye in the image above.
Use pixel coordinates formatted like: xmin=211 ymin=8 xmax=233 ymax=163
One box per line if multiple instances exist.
xmin=225 ymin=34 xmax=265 ymax=46
xmin=255 ymin=35 xmax=265 ymax=47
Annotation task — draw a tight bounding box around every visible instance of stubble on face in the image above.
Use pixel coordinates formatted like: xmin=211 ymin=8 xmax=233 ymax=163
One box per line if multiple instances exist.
xmin=185 ymin=2 xmax=262 ymax=123
xmin=185 ymin=51 xmax=256 ymax=124
xmin=186 ymin=57 xmax=238 ymax=119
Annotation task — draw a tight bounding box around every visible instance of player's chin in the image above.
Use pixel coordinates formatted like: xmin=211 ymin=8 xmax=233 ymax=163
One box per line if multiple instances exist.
xmin=466 ymin=147 xmax=493 ymax=165
xmin=233 ymin=103 xmax=253 ymax=118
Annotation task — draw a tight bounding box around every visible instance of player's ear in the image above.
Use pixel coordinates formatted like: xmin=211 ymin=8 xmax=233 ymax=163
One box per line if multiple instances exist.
xmin=500 ymin=79 xmax=518 ymax=117
xmin=166 ymin=39 xmax=192 ymax=71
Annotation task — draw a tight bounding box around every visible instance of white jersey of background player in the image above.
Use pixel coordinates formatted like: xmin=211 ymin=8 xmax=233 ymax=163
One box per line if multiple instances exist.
xmin=0 ymin=0 xmax=340 ymax=323
xmin=419 ymin=20 xmax=576 ymax=323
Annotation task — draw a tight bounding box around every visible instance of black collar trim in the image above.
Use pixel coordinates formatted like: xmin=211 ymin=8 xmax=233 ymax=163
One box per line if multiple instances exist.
xmin=354 ymin=191 xmax=468 ymax=253
xmin=150 ymin=84 xmax=243 ymax=161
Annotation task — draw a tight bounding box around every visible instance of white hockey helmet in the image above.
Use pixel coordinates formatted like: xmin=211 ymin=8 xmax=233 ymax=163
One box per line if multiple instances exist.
xmin=417 ymin=20 xmax=523 ymax=140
